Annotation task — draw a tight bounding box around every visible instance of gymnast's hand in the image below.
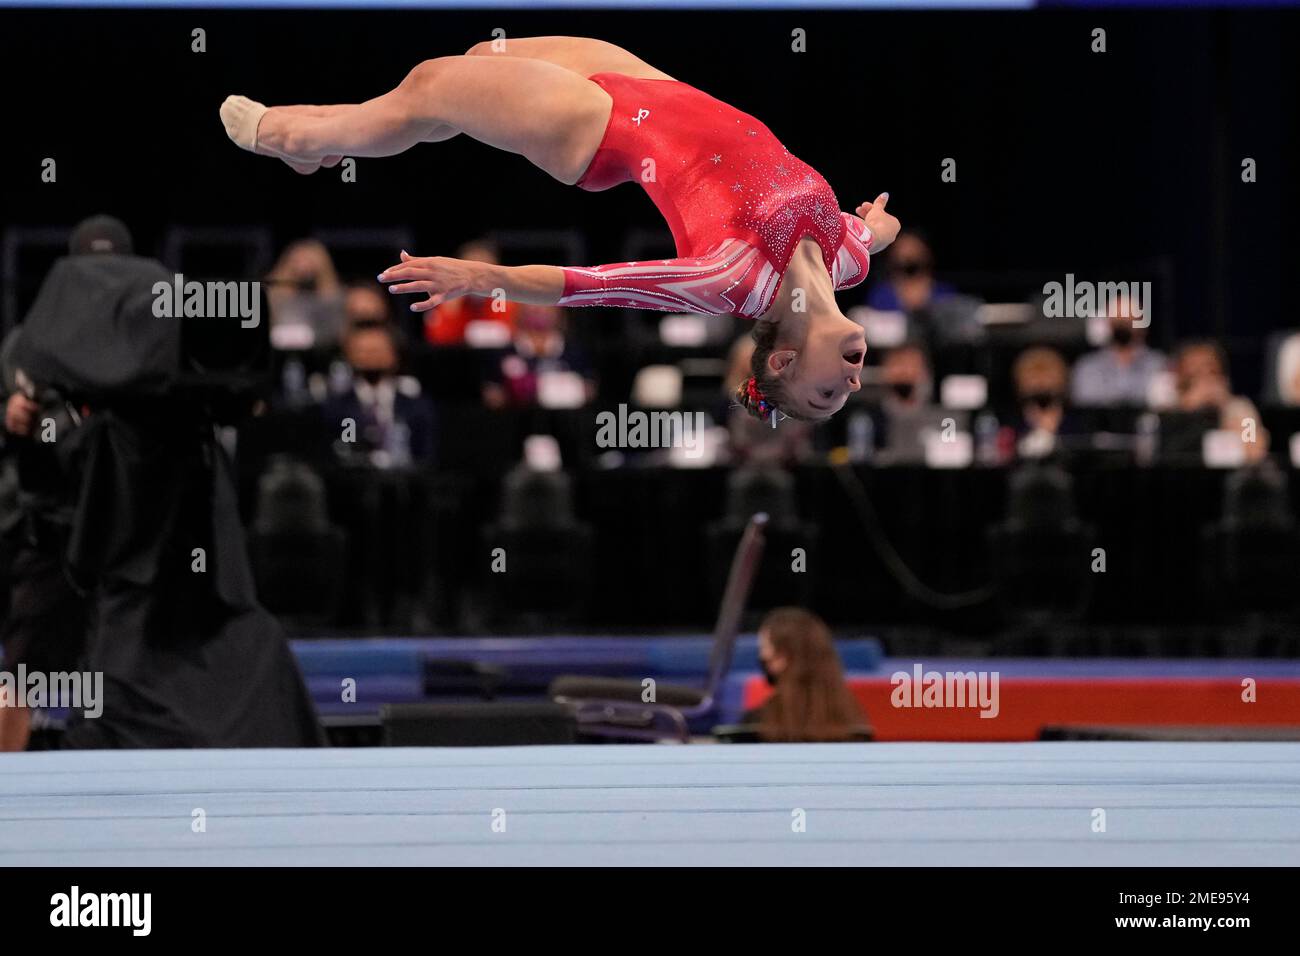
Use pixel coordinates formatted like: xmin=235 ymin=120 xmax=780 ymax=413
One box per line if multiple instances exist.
xmin=378 ymin=251 xmax=479 ymax=312
xmin=856 ymin=192 xmax=900 ymax=254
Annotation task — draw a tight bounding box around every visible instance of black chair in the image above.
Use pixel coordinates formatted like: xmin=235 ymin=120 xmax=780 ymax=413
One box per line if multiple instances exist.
xmin=1158 ymin=409 xmax=1219 ymax=464
xmin=549 ymin=513 xmax=768 ymax=742
xmin=706 ymin=467 xmax=814 ymax=613
xmin=480 ymin=466 xmax=594 ymax=628
xmin=1202 ymin=462 xmax=1300 ymax=619
xmin=1 ymin=225 xmax=73 ymax=332
xmin=490 ymin=228 xmax=586 ymax=270
xmin=248 ymin=456 xmax=347 ymax=627
xmin=311 ymin=226 xmax=415 ymax=282
xmin=987 ymin=464 xmax=1094 ymax=628
xmin=160 ymin=225 xmax=273 ymax=281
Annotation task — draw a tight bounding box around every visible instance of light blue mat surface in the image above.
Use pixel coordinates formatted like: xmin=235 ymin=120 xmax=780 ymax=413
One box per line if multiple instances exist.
xmin=2 ymin=743 xmax=1297 ymax=866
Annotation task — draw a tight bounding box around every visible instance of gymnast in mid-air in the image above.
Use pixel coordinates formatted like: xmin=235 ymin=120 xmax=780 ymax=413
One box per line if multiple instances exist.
xmin=220 ymin=36 xmax=900 ymax=421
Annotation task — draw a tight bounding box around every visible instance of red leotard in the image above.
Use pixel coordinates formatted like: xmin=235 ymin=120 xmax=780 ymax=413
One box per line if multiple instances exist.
xmin=559 ymin=73 xmax=872 ymax=319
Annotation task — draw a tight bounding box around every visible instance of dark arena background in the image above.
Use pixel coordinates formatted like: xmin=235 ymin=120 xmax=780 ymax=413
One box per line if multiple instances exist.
xmin=0 ymin=0 xmax=1297 ymax=926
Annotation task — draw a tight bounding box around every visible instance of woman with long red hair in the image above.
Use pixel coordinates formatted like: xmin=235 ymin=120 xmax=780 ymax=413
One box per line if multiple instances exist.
xmin=746 ymin=606 xmax=868 ymax=742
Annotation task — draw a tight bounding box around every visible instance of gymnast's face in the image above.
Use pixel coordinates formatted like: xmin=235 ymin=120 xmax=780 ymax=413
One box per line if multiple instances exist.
xmin=770 ymin=312 xmax=865 ymax=420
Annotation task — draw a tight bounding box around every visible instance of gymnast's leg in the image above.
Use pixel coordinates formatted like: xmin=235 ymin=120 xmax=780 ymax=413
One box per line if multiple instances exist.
xmin=463 ymin=35 xmax=675 ymax=81
xmin=221 ymin=54 xmax=613 ymax=184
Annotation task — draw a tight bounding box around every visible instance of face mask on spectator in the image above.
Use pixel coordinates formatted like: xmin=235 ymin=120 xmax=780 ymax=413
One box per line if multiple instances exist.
xmin=1023 ymin=391 xmax=1063 ymax=410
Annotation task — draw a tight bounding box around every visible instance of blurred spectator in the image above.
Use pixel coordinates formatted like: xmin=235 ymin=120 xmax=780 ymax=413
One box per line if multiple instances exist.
xmin=741 ymin=607 xmax=867 ymax=742
xmin=861 ymin=231 xmax=982 ymax=348
xmin=871 ymin=341 xmax=943 ymax=464
xmin=1174 ymin=340 xmax=1268 ymax=463
xmin=1071 ymin=294 xmax=1166 ymax=407
xmin=281 ymin=283 xmax=400 ymax=408
xmin=880 ymin=341 xmax=933 ymax=410
xmin=1012 ymin=346 xmax=1079 ymax=459
xmin=482 ymin=304 xmax=595 ymax=410
xmin=723 ymin=333 xmax=814 ymax=465
xmin=1276 ymin=332 xmax=1300 ymax=405
xmin=343 ymin=276 xmax=433 ymax=346
xmin=865 ymin=231 xmax=957 ymax=313
xmin=266 ymin=239 xmax=345 ymax=351
xmin=322 ymin=321 xmax=435 ymax=467
xmin=342 ymin=281 xmax=392 ymax=332
xmin=423 ymin=239 xmax=521 ymax=346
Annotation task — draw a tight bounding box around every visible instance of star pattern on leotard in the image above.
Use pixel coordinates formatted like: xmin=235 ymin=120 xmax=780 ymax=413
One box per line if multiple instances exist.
xmin=710 ymin=154 xmax=722 ymax=164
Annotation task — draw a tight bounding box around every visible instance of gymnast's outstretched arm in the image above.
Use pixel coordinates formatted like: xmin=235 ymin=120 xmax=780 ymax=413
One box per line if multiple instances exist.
xmin=379 ymin=251 xmax=564 ymax=310
xmin=379 ymin=195 xmax=898 ymax=314
xmin=379 ymin=244 xmax=765 ymax=316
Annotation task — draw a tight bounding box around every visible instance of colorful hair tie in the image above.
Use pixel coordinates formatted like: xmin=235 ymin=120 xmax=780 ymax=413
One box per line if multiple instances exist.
xmin=745 ymin=376 xmax=778 ymax=427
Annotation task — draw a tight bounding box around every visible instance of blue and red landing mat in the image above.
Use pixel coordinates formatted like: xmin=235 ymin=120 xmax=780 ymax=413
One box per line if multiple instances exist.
xmin=291 ymin=637 xmax=1300 ymax=739
xmin=1 ymin=742 xmax=1296 ymax=866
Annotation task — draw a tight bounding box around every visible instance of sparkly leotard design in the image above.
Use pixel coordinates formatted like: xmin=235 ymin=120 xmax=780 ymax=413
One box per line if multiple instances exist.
xmin=559 ymin=73 xmax=873 ymax=319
